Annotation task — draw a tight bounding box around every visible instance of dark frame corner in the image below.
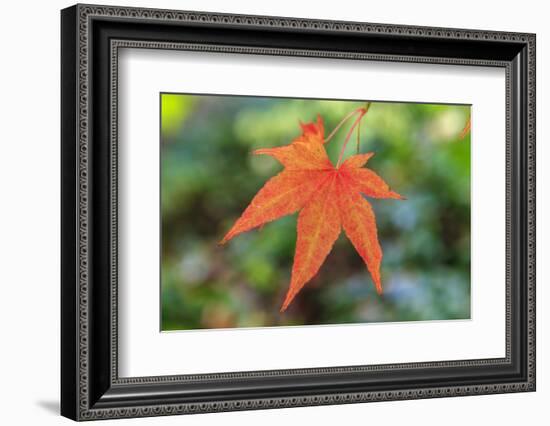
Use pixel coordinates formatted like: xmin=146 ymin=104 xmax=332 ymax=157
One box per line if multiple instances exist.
xmin=61 ymin=3 xmax=535 ymax=421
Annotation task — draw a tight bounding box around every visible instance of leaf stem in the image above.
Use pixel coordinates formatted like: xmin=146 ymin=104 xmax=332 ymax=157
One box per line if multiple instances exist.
xmin=335 ymin=102 xmax=372 ymax=168
xmin=324 ymin=107 xmax=363 ymax=144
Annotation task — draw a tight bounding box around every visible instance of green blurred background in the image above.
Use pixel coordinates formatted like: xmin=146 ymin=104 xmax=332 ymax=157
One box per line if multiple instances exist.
xmin=160 ymin=94 xmax=471 ymax=331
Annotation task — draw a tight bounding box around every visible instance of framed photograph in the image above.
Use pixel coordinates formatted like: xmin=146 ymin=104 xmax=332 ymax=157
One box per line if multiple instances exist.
xmin=61 ymin=4 xmax=536 ymax=421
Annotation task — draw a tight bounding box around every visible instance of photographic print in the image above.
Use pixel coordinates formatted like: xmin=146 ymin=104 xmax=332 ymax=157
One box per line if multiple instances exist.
xmin=160 ymin=94 xmax=471 ymax=331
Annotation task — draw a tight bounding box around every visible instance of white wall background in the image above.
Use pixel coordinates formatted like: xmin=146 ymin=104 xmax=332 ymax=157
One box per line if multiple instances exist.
xmin=0 ymin=0 xmax=546 ymax=424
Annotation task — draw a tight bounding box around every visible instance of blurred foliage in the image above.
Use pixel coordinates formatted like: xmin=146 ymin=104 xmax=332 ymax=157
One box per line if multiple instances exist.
xmin=160 ymin=94 xmax=471 ymax=330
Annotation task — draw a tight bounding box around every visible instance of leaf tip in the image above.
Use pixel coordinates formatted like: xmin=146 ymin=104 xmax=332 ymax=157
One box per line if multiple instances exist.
xmin=390 ymin=191 xmax=406 ymax=200
xmin=280 ymin=290 xmax=295 ymax=312
xmin=218 ymin=232 xmax=233 ymax=246
xmin=253 ymin=148 xmax=267 ymax=156
xmin=363 ymin=152 xmax=376 ymax=164
xmin=371 ymin=271 xmax=383 ymax=295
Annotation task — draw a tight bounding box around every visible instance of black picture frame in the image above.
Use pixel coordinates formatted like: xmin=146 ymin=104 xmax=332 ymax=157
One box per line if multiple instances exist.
xmin=61 ymin=3 xmax=536 ymax=421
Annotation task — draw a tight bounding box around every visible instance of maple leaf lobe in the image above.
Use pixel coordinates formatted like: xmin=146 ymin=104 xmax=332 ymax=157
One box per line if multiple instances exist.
xmin=219 ymin=169 xmax=328 ymax=245
xmin=281 ymin=173 xmax=341 ymax=312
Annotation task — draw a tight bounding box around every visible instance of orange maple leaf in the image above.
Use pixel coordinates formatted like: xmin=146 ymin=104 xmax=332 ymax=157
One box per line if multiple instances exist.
xmin=220 ymin=113 xmax=404 ymax=312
